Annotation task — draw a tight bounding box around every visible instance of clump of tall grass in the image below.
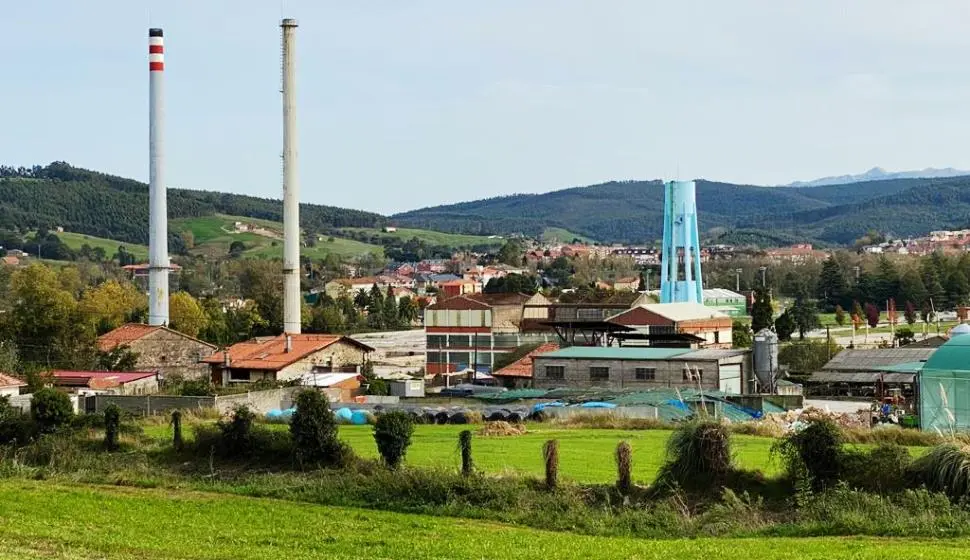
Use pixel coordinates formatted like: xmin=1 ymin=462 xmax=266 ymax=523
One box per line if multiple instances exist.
xmin=911 ymin=443 xmax=970 ymax=499
xmin=656 ymin=420 xmax=732 ymax=488
xmin=545 ymin=413 xmax=669 ymax=431
xmin=773 ymin=418 xmax=843 ymax=491
xmin=615 ymin=441 xmax=633 ymax=494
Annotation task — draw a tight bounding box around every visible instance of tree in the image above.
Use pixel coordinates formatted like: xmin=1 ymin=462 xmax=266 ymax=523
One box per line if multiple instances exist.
xmin=946 ymin=270 xmax=970 ymax=309
xmin=180 ymin=230 xmax=195 ymax=250
xmin=778 ymin=339 xmax=841 ymax=374
xmin=374 ymin=410 xmax=414 ymax=469
xmin=790 ymin=292 xmax=820 ymax=340
xmin=637 ymin=271 xmax=646 ymax=292
xmin=382 ymin=287 xmax=399 ymax=330
xmin=497 ymin=240 xmax=524 ymax=266
xmin=898 ymin=269 xmax=928 ymax=310
xmin=872 ymin=256 xmax=900 ymax=304
xmin=732 ymin=320 xmax=753 ymax=348
xmin=816 ymin=257 xmax=848 ymax=310
xmin=169 ymin=291 xmax=207 ymax=338
xmin=228 ymin=240 xmax=247 ymax=257
xmin=0 ymin=342 xmax=20 ymax=376
xmin=30 ymin=388 xmax=74 ymax=433
xmin=77 ymin=280 xmax=146 ymax=334
xmin=290 ymin=390 xmax=348 ymax=466
xmin=774 ymin=309 xmax=796 ymax=341
xmin=834 ymin=305 xmax=846 ymax=327
xmin=353 ymin=289 xmax=370 ymax=310
xmin=96 ymin=346 xmax=139 ymax=371
xmin=367 ymin=284 xmax=385 ymax=329
xmin=864 ymin=302 xmax=880 ymax=328
xmin=750 ymin=288 xmax=773 ymax=333
xmin=851 ymin=300 xmax=865 ymax=327
xmin=904 ymin=301 xmax=918 ymax=325
xmin=483 ymin=273 xmax=537 ymax=295
xmin=397 ymin=296 xmax=418 ymax=325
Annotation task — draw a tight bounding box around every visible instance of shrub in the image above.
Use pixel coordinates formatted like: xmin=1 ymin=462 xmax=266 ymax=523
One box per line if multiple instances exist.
xmin=365 ymin=377 xmax=389 ymax=396
xmin=103 ymin=404 xmax=121 ymax=451
xmin=774 ymin=419 xmax=843 ymax=490
xmin=616 ymin=440 xmax=633 ymax=494
xmin=459 ymin=430 xmax=473 ymax=476
xmin=658 ymin=421 xmax=732 ymax=488
xmin=179 ymin=378 xmax=216 ymax=397
xmin=543 ymin=439 xmax=559 ymax=489
xmin=218 ymin=405 xmax=256 ymax=457
xmin=30 ymin=388 xmax=74 ymax=433
xmin=841 ymin=443 xmax=912 ymax=494
xmin=0 ymin=396 xmax=35 ymax=445
xmin=290 ymin=390 xmax=349 ymax=467
xmin=912 ymin=443 xmax=970 ymax=499
xmin=373 ymin=410 xmax=414 ymax=469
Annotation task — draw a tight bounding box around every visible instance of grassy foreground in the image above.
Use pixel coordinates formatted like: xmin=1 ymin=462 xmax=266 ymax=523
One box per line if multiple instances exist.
xmin=0 ymin=481 xmax=967 ymax=560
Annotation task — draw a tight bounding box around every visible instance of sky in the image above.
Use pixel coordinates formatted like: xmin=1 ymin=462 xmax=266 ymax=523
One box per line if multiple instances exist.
xmin=3 ymin=1 xmax=970 ymax=215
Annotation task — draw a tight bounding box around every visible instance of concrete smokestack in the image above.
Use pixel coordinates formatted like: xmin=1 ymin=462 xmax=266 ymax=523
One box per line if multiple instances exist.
xmin=148 ymin=28 xmax=169 ymax=326
xmin=281 ymin=18 xmax=301 ymax=334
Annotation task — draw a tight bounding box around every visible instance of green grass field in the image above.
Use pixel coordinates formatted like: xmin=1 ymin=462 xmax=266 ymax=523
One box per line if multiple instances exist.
xmin=0 ymin=481 xmax=964 ymax=560
xmin=169 ymin=214 xmax=384 ymax=260
xmin=340 ymin=226 xmax=505 ymax=248
xmin=541 ymin=227 xmax=598 ymax=244
xmin=143 ymin=424 xmax=779 ymax=483
xmin=58 ymin=232 xmax=149 ymax=260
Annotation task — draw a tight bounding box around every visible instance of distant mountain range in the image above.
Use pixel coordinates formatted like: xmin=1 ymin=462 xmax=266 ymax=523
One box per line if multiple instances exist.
xmin=785 ymin=167 xmax=970 ymax=188
xmin=394 ymin=175 xmax=970 ymax=247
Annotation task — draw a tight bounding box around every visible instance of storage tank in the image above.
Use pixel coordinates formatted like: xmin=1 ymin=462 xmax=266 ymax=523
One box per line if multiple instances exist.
xmin=752 ymin=329 xmax=778 ymax=392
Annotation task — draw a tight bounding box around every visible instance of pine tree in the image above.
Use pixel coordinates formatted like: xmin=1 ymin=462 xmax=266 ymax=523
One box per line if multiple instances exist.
xmin=904 ymin=301 xmax=917 ymax=325
xmin=816 ymin=257 xmax=848 ymax=310
xmin=382 ymin=286 xmax=399 ymax=329
xmin=750 ymin=288 xmax=773 ymax=333
xmin=774 ymin=309 xmax=796 ymax=341
xmin=898 ymin=268 xmax=928 ymax=309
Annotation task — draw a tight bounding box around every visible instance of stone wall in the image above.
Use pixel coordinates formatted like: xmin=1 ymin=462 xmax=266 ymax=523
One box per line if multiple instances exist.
xmin=130 ymin=329 xmax=216 ymax=380
xmin=276 ymin=342 xmax=368 ymax=382
xmin=92 ymin=394 xmax=214 ymax=415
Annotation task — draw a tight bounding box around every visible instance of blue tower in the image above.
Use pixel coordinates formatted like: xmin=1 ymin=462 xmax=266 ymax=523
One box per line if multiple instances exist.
xmin=659 ymin=180 xmax=703 ymax=303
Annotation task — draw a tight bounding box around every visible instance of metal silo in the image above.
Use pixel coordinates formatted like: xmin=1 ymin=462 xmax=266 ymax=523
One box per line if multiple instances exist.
xmin=752 ymin=328 xmax=778 ymax=393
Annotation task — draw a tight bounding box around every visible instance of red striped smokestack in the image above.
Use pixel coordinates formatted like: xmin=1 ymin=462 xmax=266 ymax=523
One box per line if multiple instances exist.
xmin=148 ymin=28 xmax=169 ymax=326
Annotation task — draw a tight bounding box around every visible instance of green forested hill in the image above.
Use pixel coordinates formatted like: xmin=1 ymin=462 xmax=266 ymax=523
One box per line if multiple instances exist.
xmin=0 ymin=162 xmax=386 ymax=246
xmin=393 ymin=176 xmax=970 ymax=245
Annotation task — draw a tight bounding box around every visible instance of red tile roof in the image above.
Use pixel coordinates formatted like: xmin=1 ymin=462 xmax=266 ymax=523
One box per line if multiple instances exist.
xmin=97 ymin=323 xmax=216 ymax=352
xmin=0 ymin=373 xmax=26 ymax=389
xmin=492 ymin=343 xmax=559 ymax=378
xmin=202 ymin=334 xmax=375 ymax=372
xmin=51 ymin=371 xmax=157 ymax=389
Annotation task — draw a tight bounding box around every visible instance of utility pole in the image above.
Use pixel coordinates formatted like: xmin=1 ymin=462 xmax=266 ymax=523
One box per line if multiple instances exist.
xmin=735 ymin=268 xmax=742 ymax=292
xmin=759 ymin=266 xmax=767 ymax=288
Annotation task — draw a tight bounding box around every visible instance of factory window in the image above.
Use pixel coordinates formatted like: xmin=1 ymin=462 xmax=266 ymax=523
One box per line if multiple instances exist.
xmin=589 ymin=367 xmax=610 ymax=381
xmin=426 ymin=335 xmax=447 ymax=348
xmin=545 ymin=366 xmax=564 ymax=379
xmin=682 ymin=368 xmax=704 ymax=381
xmin=635 ymin=367 xmax=656 ymax=381
xmin=448 ymin=335 xmax=471 ymax=347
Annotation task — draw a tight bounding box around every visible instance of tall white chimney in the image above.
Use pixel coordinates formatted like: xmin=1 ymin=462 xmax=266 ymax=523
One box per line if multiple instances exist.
xmin=281 ymin=18 xmax=301 ymax=334
xmin=148 ymin=28 xmax=169 ymax=326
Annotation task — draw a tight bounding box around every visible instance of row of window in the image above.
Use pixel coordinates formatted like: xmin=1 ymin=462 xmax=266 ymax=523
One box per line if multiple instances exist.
xmin=426 ymin=333 xmax=558 ymax=349
xmin=543 ymin=366 xmax=704 ymax=381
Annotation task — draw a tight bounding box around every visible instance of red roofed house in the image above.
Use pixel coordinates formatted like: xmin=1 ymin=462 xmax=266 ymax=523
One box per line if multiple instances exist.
xmin=51 ymin=371 xmax=159 ymax=395
xmin=0 ymin=373 xmax=26 ymax=398
xmin=491 ymin=343 xmax=559 ymax=388
xmin=613 ymin=277 xmax=640 ymax=291
xmin=98 ymin=323 xmax=217 ymax=380
xmin=440 ymin=278 xmax=482 ymax=298
xmin=203 ymin=334 xmax=375 ymax=387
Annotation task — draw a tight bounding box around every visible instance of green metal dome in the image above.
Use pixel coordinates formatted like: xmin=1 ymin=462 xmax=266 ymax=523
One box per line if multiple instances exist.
xmin=923 ymin=333 xmax=970 ymax=372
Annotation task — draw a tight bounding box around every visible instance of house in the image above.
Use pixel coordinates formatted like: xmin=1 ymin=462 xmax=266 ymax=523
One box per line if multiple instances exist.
xmin=613 ymin=277 xmax=640 ymax=291
xmin=98 ymin=323 xmax=217 ymax=380
xmin=424 ymin=292 xmax=555 ymax=374
xmin=607 ymin=303 xmax=733 ymax=349
xmin=491 ymin=343 xmax=559 ymax=389
xmin=51 ymin=370 xmax=159 ymax=395
xmin=5 ymin=249 xmax=27 ymax=258
xmin=300 ymin=372 xmax=363 ymax=403
xmin=414 ymin=273 xmax=461 ymax=294
xmin=383 ymin=226 xmax=398 ymax=233
xmin=0 ymin=373 xmax=26 ymax=398
xmin=390 ymin=287 xmax=418 ymax=302
xmin=440 ymin=278 xmax=482 ymax=298
xmin=764 ymin=244 xmax=827 ymax=263
xmin=203 ymin=334 xmax=375 ymax=386
xmin=324 ymin=275 xmax=414 ymax=300
xmin=416 ymin=259 xmax=449 ymax=274
xmin=532 ymin=346 xmax=751 ymax=393
xmin=1 ymin=256 xmax=20 ymax=267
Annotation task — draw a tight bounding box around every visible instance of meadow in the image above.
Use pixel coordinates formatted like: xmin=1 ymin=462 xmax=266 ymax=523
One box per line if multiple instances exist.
xmin=56 ymin=232 xmax=149 ymax=260
xmin=0 ymin=481 xmax=967 ymax=560
xmin=339 ymin=226 xmax=504 ymax=248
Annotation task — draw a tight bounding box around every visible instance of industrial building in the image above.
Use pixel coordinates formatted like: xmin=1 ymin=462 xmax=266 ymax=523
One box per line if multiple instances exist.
xmin=919 ymin=330 xmax=970 ymax=432
xmin=702 ymin=288 xmax=748 ymax=317
xmin=532 ymin=346 xmax=751 ymax=393
xmin=97 ymin=323 xmax=217 ymax=380
xmin=809 ymin=347 xmax=935 ymax=397
xmin=607 ymin=302 xmax=733 ymax=349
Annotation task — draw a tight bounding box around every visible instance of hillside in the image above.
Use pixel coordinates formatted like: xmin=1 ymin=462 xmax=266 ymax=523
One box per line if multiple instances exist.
xmin=0 ymin=162 xmax=386 ymax=247
xmin=393 ymin=175 xmax=970 ymax=245
xmin=786 ymin=166 xmax=970 ymax=187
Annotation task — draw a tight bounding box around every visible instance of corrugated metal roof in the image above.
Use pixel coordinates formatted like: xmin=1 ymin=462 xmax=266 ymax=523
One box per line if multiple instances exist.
xmin=878 ymin=361 xmax=925 ymax=373
xmin=640 ymin=302 xmax=730 ymax=322
xmin=703 ymin=288 xmax=744 ymax=299
xmin=822 ymin=348 xmax=936 ymax=371
xmin=535 ymin=347 xmax=693 ymax=361
xmin=811 ymin=371 xmax=915 ymax=383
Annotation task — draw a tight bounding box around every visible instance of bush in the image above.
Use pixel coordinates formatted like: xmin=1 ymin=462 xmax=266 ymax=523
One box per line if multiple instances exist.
xmin=290 ymin=390 xmax=350 ymax=467
xmin=103 ymin=404 xmax=121 ymax=450
xmin=0 ymin=396 xmax=35 ymax=445
xmin=774 ymin=419 xmax=843 ymax=490
xmin=841 ymin=443 xmax=912 ymax=494
xmin=30 ymin=388 xmax=73 ymax=433
xmin=374 ymin=410 xmax=414 ymax=469
xmin=657 ymin=421 xmax=732 ymax=488
xmin=179 ymin=378 xmax=216 ymax=397
xmin=218 ymin=405 xmax=257 ymax=457
xmin=365 ymin=378 xmax=389 ymax=396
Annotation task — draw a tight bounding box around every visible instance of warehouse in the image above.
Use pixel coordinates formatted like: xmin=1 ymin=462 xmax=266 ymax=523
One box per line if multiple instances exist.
xmin=919 ymin=330 xmax=970 ymax=433
xmin=532 ymin=346 xmax=751 ymax=394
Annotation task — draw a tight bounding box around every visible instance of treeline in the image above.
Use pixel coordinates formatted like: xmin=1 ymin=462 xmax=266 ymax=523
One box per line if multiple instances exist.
xmin=0 ymin=162 xmax=386 ymax=247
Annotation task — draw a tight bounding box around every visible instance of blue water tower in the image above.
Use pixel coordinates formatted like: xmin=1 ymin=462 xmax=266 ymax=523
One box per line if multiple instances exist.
xmin=659 ymin=180 xmax=703 ymax=303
